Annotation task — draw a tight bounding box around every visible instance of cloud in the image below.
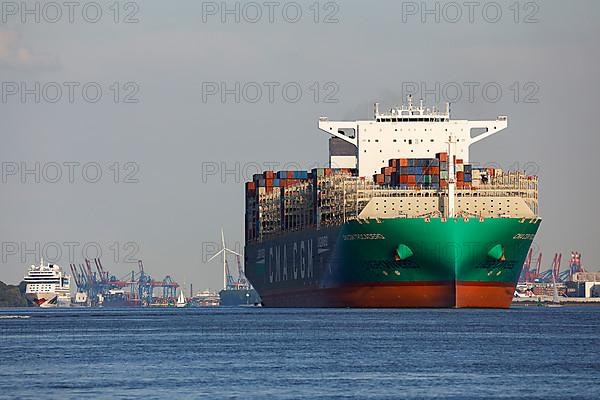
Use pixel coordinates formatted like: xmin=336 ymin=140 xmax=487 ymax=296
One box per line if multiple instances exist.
xmin=0 ymin=30 xmax=58 ymax=70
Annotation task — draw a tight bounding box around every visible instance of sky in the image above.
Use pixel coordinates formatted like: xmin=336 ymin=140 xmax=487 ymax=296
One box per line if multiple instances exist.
xmin=1 ymin=0 xmax=599 ymax=289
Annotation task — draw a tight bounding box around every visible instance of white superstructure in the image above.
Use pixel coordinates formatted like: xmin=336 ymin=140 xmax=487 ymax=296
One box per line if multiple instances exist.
xmin=23 ymin=258 xmax=71 ymax=307
xmin=318 ymin=96 xmax=507 ymax=177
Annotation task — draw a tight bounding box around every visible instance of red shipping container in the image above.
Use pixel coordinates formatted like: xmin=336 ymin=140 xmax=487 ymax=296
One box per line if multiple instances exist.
xmin=400 ymin=175 xmax=408 ymax=184
xmin=264 ymin=171 xmax=275 ymax=179
xmin=407 ymin=175 xmax=416 ymax=183
xmin=430 ymin=167 xmax=439 ymax=175
xmin=266 ymin=178 xmax=273 ymax=187
xmin=440 ymin=180 xmax=448 ymax=188
xmin=246 ymin=182 xmax=256 ymax=191
xmin=436 ymin=152 xmax=448 ymax=162
xmin=457 ymin=172 xmax=464 ymax=181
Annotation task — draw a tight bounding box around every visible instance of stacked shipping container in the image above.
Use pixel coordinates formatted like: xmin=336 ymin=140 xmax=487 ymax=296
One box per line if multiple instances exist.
xmin=373 ymin=153 xmax=498 ymax=190
xmin=245 ymin=160 xmax=528 ymax=241
xmin=245 ymin=168 xmax=355 ymax=241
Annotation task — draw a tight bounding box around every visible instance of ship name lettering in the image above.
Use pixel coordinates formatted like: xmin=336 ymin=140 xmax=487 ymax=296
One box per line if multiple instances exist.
xmin=300 ymin=241 xmax=305 ymax=279
xmin=513 ymin=233 xmax=535 ymax=240
xmin=293 ymin=243 xmax=298 ymax=279
xmin=268 ymin=240 xmax=313 ymax=282
xmin=275 ymin=246 xmax=281 ymax=282
xmin=343 ymin=233 xmax=385 ymax=241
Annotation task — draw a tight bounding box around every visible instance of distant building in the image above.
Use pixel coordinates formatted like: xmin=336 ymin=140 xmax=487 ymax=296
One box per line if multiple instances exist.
xmin=566 ymin=272 xmax=600 ymax=298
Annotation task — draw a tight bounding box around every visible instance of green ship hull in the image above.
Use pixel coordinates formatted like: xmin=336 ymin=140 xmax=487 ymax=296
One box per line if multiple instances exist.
xmin=245 ymin=217 xmax=541 ymax=308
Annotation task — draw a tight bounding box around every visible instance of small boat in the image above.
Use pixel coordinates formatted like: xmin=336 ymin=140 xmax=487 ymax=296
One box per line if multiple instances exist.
xmin=547 ymin=273 xmax=562 ymax=308
xmin=176 ymin=290 xmax=187 ymax=308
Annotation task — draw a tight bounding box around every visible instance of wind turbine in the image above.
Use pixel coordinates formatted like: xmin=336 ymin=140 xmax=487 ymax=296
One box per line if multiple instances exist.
xmin=207 ymin=228 xmax=241 ymax=291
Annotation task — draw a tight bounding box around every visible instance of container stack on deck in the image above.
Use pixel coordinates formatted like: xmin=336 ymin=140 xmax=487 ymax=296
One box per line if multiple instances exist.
xmin=245 ymin=160 xmax=537 ymax=241
xmin=374 ymin=152 xmax=482 ymax=189
xmin=245 ymin=168 xmax=355 ymax=241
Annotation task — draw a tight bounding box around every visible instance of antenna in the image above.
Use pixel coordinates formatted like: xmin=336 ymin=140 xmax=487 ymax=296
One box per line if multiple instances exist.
xmin=207 ymin=227 xmax=242 ymax=291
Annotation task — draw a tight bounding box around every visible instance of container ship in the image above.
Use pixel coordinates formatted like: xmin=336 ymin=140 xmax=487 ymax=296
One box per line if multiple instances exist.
xmin=244 ymin=97 xmax=540 ymax=308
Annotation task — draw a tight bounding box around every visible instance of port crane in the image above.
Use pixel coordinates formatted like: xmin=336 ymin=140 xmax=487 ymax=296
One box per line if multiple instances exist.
xmin=520 ymin=248 xmax=542 ymax=283
xmin=69 ymin=258 xmax=180 ymax=306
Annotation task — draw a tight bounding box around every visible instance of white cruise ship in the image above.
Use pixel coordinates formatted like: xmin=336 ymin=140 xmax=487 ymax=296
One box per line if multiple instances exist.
xmin=23 ymin=259 xmax=71 ymax=307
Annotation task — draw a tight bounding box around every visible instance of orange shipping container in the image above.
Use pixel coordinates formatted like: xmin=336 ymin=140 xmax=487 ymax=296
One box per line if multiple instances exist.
xmin=407 ymin=175 xmax=416 ymax=183
xmin=400 ymin=158 xmax=409 ymax=167
xmin=374 ymin=174 xmax=384 ymax=184
xmin=436 ymin=152 xmax=448 ymax=162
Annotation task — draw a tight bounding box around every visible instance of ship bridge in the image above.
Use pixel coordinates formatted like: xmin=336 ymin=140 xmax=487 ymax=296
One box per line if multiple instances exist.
xmin=318 ymin=96 xmax=507 ymax=178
